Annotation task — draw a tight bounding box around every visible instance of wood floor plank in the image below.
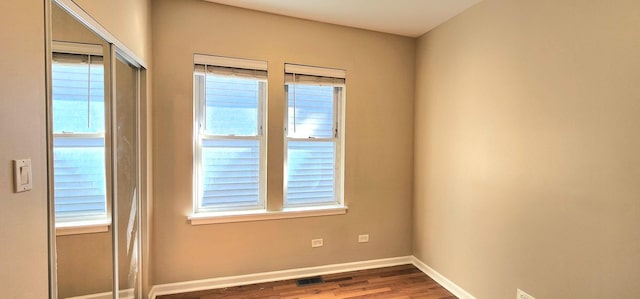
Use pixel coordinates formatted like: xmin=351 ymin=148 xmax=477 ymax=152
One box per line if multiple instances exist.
xmin=158 ymin=265 xmax=457 ymax=299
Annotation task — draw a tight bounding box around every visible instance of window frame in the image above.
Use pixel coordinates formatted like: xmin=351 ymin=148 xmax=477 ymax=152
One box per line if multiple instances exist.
xmin=192 ymin=54 xmax=268 ymax=214
xmin=188 ymin=59 xmax=348 ymax=225
xmin=51 ymin=41 xmax=112 ymax=234
xmin=283 ymin=64 xmax=346 ymax=209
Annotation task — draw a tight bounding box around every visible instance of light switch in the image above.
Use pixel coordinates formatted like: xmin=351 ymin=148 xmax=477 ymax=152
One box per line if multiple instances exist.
xmin=14 ymin=159 xmax=32 ymax=193
xmin=21 ymin=165 xmax=29 ymax=184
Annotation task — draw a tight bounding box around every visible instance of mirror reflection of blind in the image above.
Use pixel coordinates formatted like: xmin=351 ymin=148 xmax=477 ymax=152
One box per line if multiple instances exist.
xmin=52 ymin=53 xmax=105 ymax=133
xmin=52 ymin=52 xmax=107 ymax=221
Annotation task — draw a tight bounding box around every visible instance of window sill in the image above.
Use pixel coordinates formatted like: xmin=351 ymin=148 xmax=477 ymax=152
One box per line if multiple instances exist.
xmin=188 ymin=205 xmax=348 ymax=225
xmin=56 ymin=219 xmax=111 ymax=236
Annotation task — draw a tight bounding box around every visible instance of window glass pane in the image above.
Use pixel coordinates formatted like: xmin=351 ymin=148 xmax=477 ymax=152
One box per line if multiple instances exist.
xmin=53 ymin=137 xmax=107 ymax=219
xmin=286 ymin=141 xmax=337 ymax=206
xmin=205 ymin=75 xmax=261 ymax=136
xmin=287 ymin=84 xmax=335 ymax=138
xmin=52 ymin=58 xmax=105 ymax=133
xmin=201 ymin=139 xmax=261 ymax=209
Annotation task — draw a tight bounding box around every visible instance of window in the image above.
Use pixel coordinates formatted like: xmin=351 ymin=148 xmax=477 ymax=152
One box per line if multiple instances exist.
xmin=284 ymin=64 xmax=345 ymax=208
xmin=51 ymin=42 xmax=108 ymax=224
xmin=193 ymin=55 xmax=267 ymax=213
xmin=190 ymin=57 xmax=347 ymax=224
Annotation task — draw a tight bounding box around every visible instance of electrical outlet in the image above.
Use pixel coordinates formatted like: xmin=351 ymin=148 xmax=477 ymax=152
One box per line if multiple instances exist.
xmin=517 ymin=289 xmax=535 ymax=299
xmin=311 ymin=238 xmax=323 ymax=248
xmin=358 ymin=234 xmax=369 ymax=243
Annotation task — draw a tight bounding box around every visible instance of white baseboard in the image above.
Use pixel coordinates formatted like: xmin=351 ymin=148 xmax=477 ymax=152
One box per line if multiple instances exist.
xmin=148 ymin=256 xmax=475 ymax=299
xmin=411 ymin=256 xmax=476 ymax=299
xmin=65 ymin=288 xmax=134 ymax=299
xmin=149 ymin=256 xmax=412 ymax=298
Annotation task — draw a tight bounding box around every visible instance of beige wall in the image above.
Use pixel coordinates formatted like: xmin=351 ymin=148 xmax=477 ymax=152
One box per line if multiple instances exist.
xmin=56 ymin=234 xmax=113 ymax=298
xmin=0 ymin=0 xmax=49 ymax=298
xmin=13 ymin=0 xmax=640 ymax=297
xmin=152 ymin=0 xmax=415 ymax=284
xmin=413 ymin=0 xmax=640 ymax=298
xmin=73 ymin=0 xmax=152 ymax=65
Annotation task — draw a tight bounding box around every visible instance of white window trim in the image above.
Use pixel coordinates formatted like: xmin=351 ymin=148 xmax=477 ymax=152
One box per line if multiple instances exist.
xmin=189 ymin=59 xmax=348 ymax=225
xmin=56 ymin=218 xmax=111 ymax=236
xmin=283 ymin=63 xmax=346 ymax=209
xmin=188 ymin=205 xmax=348 ymax=225
xmin=192 ymin=54 xmax=268 ymax=214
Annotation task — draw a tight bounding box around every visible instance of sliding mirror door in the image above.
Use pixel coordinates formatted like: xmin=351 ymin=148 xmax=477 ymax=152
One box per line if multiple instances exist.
xmin=51 ymin=2 xmax=114 ymax=298
xmin=114 ymin=53 xmax=142 ymax=299
xmin=48 ymin=1 xmax=144 ymax=298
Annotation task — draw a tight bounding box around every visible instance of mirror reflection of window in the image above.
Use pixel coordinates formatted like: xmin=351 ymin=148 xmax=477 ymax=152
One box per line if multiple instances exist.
xmin=51 ymin=46 xmax=108 ymax=224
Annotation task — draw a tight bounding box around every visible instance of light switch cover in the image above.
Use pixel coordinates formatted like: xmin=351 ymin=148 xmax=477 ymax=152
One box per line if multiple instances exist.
xmin=14 ymin=159 xmax=32 ymax=193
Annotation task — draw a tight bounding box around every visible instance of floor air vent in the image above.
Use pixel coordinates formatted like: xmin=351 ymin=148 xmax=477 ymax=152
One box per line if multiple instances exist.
xmin=296 ymin=276 xmax=324 ymax=286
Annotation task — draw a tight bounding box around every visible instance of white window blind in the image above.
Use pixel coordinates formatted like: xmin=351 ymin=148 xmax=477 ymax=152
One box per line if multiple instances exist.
xmin=194 ymin=55 xmax=267 ymax=212
xmin=284 ymin=64 xmax=345 ymax=207
xmin=52 ymin=51 xmax=108 ymax=221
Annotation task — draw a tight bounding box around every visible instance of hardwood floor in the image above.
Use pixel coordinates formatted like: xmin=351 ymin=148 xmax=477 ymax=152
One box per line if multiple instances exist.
xmin=158 ymin=264 xmax=457 ymax=299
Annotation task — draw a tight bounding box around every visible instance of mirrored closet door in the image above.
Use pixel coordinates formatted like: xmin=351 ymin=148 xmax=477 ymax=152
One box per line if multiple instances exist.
xmin=114 ymin=52 xmax=142 ymax=299
xmin=48 ymin=1 xmax=144 ymax=298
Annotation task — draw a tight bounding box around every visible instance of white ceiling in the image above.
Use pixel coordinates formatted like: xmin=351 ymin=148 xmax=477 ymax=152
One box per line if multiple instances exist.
xmin=204 ymin=0 xmax=482 ymax=37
